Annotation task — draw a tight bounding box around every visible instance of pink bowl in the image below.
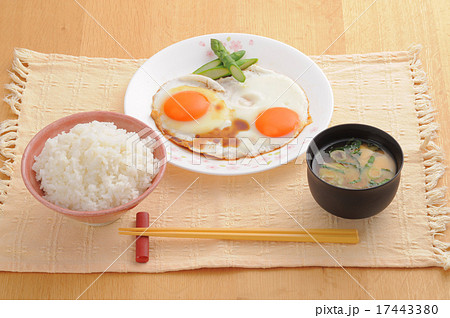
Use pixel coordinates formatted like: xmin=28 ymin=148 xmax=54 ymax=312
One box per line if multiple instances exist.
xmin=21 ymin=111 xmax=167 ymax=226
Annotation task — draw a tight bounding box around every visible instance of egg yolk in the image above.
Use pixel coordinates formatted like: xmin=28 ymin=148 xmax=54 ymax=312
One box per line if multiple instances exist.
xmin=164 ymin=91 xmax=210 ymax=121
xmin=255 ymin=107 xmax=300 ymax=137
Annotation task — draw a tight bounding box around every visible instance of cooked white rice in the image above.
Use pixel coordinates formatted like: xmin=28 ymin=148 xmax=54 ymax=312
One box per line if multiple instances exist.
xmin=32 ymin=121 xmax=160 ymax=211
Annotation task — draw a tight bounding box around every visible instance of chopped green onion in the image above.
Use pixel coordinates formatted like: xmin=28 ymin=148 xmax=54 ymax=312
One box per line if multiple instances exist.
xmin=320 ymin=164 xmax=345 ymax=174
xmin=379 ymin=178 xmax=391 ymax=185
xmin=369 ymin=178 xmax=392 ymax=187
xmin=368 ymin=180 xmax=378 ymax=187
xmin=365 ymin=155 xmax=375 ymax=168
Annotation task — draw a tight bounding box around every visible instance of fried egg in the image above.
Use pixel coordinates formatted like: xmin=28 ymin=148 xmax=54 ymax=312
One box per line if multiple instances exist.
xmin=151 ymin=66 xmax=310 ymax=159
xmin=217 ymin=66 xmax=310 ymax=158
xmin=151 ymin=74 xmax=232 ymax=137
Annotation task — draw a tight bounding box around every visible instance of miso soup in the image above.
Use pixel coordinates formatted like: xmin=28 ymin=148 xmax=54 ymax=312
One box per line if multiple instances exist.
xmin=312 ymin=138 xmax=396 ymax=189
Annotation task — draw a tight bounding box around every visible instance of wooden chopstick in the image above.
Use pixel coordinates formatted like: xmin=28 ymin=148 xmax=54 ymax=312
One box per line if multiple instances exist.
xmin=118 ymin=227 xmax=357 ymax=235
xmin=118 ymin=228 xmax=359 ymax=244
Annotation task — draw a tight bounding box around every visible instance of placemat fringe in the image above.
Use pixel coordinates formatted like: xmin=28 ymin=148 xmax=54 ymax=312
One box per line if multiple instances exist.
xmin=0 ymin=50 xmax=28 ymax=209
xmin=410 ymin=44 xmax=450 ymax=269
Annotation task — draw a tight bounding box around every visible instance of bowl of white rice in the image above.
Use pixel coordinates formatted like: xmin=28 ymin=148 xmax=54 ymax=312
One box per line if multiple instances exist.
xmin=21 ymin=111 xmax=167 ymax=225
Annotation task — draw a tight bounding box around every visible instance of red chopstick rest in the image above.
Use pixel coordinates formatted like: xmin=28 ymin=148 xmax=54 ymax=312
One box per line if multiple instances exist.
xmin=135 ymin=212 xmax=149 ymax=263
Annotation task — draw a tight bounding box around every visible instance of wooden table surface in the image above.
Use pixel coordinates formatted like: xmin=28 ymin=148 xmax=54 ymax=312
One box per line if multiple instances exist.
xmin=0 ymin=0 xmax=449 ymax=299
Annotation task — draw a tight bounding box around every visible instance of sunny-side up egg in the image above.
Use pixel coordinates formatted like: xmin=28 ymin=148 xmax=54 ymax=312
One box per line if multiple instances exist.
xmin=217 ymin=65 xmax=310 ymax=159
xmin=151 ymin=75 xmax=234 ymax=153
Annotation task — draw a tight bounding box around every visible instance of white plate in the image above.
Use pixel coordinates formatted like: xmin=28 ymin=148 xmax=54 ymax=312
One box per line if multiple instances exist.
xmin=124 ymin=33 xmax=333 ymax=176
